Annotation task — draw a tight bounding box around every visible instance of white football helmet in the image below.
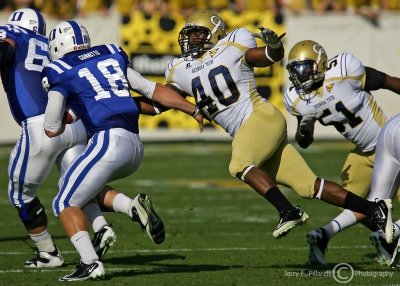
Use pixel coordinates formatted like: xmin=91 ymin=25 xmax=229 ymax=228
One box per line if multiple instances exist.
xmin=48 ymin=20 xmax=91 ymax=61
xmin=8 ymin=8 xmax=46 ymax=36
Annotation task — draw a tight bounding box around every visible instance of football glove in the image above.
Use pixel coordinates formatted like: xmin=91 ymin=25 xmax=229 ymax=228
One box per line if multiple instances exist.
xmin=252 ymin=26 xmax=286 ymax=49
xmin=299 ymin=112 xmax=318 ymax=134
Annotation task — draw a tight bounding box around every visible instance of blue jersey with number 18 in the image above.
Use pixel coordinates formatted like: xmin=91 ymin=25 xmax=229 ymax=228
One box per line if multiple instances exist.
xmin=42 ymin=44 xmax=140 ymax=137
xmin=0 ymin=24 xmax=49 ymax=125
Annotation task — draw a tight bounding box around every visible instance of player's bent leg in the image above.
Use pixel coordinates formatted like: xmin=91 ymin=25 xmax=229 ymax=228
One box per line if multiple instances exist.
xmin=13 ymin=197 xmax=64 ymax=268
xmin=238 ymin=166 xmax=309 ymax=239
xmin=316 ymin=179 xmax=394 ymax=243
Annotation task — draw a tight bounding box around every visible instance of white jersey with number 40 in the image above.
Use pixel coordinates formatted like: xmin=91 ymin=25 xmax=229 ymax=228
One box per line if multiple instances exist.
xmin=284 ymin=52 xmax=388 ymax=152
xmin=166 ymin=28 xmax=265 ymax=137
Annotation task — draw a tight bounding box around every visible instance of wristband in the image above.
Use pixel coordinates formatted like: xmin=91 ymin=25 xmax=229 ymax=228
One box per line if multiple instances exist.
xmin=191 ymin=105 xmax=200 ymax=117
xmin=265 ymin=46 xmax=277 ymax=63
xmin=153 ymin=105 xmax=161 ymax=114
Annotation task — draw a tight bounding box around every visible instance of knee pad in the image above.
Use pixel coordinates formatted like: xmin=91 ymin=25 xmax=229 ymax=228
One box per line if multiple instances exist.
xmin=16 ymin=197 xmax=47 ymax=229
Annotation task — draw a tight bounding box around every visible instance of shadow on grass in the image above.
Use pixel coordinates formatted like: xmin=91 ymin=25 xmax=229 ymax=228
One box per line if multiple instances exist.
xmin=0 ymin=234 xmax=66 ymax=243
xmin=99 ymin=253 xmax=242 ymax=280
xmin=104 ymin=253 xmax=187 ymax=265
xmin=109 ymin=263 xmax=239 ymax=279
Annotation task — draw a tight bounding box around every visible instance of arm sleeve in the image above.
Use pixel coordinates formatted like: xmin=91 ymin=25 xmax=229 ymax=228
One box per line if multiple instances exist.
xmin=0 ymin=39 xmax=15 ymax=64
xmin=364 ymin=66 xmax=387 ymax=91
xmin=127 ymin=67 xmax=156 ymax=99
xmin=43 ymin=90 xmax=66 ymax=133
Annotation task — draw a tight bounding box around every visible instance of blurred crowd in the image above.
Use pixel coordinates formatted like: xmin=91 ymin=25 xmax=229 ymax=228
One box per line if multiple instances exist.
xmin=1 ymin=0 xmax=399 ymax=24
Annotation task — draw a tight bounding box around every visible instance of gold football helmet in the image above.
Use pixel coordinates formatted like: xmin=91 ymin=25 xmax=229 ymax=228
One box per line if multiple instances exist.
xmin=178 ymin=10 xmax=227 ymax=57
xmin=286 ymin=40 xmax=328 ymax=94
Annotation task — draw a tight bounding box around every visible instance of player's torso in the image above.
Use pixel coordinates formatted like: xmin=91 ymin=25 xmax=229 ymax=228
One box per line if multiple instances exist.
xmin=285 ymin=53 xmax=387 ymax=152
xmin=167 ymin=28 xmax=262 ymax=136
xmin=44 ymin=45 xmax=139 ymax=136
xmin=0 ymin=25 xmax=49 ymax=124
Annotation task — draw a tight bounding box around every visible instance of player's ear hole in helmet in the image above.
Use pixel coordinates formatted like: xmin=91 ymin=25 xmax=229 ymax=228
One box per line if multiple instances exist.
xmin=286 ymin=40 xmax=328 ymax=95
xmin=178 ymin=10 xmax=226 ymax=57
xmin=8 ymin=8 xmax=46 ymax=36
xmin=48 ymin=20 xmax=91 ymax=61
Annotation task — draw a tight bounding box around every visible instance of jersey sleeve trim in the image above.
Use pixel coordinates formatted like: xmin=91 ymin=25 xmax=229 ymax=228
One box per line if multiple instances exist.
xmin=165 ymin=58 xmax=185 ymax=84
xmin=46 ymin=62 xmax=65 ymax=74
xmin=218 ymin=41 xmax=249 ymax=53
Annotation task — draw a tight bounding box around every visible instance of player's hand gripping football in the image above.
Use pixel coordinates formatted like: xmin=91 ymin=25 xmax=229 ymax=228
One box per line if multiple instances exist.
xmin=252 ymin=26 xmax=286 ymax=49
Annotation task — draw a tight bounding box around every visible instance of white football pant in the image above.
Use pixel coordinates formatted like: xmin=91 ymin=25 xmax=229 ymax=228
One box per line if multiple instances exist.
xmin=8 ymin=114 xmax=87 ymax=207
xmin=52 ymin=128 xmax=143 ymax=216
xmin=368 ymin=114 xmax=400 ymax=201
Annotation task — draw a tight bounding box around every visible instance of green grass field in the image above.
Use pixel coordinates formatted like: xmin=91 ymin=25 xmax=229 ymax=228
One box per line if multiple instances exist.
xmin=0 ymin=141 xmax=399 ymax=286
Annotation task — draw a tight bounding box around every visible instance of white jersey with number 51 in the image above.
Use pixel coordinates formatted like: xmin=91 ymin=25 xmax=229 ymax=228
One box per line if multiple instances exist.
xmin=284 ymin=52 xmax=388 ymax=152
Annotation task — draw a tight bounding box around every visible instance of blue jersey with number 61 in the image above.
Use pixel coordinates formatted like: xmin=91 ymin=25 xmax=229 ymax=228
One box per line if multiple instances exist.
xmin=0 ymin=24 xmax=49 ymax=125
xmin=42 ymin=44 xmax=139 ymax=137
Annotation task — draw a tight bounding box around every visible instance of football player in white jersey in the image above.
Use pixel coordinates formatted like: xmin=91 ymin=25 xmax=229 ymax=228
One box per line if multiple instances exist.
xmin=283 ymin=40 xmax=400 ymax=265
xmin=162 ymin=10 xmax=393 ymax=242
xmin=369 ymin=114 xmax=400 ymax=267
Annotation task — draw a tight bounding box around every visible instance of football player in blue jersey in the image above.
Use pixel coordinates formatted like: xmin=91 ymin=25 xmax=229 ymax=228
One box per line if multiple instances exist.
xmin=0 ymin=8 xmax=166 ymax=269
xmin=1 ymin=8 xmax=73 ymax=268
xmin=42 ymin=20 xmax=203 ymax=281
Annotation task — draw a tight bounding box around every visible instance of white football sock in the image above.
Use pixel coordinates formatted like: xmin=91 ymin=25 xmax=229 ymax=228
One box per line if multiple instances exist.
xmin=112 ymin=193 xmax=132 ymax=215
xmin=30 ymin=229 xmax=56 ymax=253
xmin=322 ymin=209 xmax=357 ymax=239
xmin=71 ymin=231 xmax=99 ymax=264
xmin=83 ymin=203 xmax=108 ymax=232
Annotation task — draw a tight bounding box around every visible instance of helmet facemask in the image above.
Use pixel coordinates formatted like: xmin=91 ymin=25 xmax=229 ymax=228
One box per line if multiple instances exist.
xmin=287 ymin=60 xmax=325 ymax=95
xmin=179 ymin=26 xmax=212 ymax=57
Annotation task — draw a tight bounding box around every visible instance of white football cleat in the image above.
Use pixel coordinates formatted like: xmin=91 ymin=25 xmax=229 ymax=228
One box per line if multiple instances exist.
xmin=59 ymin=261 xmax=105 ymax=281
xmin=25 ymin=246 xmax=64 ymax=268
xmin=129 ymin=194 xmax=165 ymax=244
xmin=92 ymin=225 xmax=116 ymax=260
xmin=273 ymin=207 xmax=308 ymax=239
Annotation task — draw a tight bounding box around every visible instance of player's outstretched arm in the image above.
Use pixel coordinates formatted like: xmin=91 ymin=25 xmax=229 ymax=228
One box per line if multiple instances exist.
xmin=127 ymin=68 xmax=203 ymax=131
xmin=152 ymin=83 xmax=203 ymax=132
